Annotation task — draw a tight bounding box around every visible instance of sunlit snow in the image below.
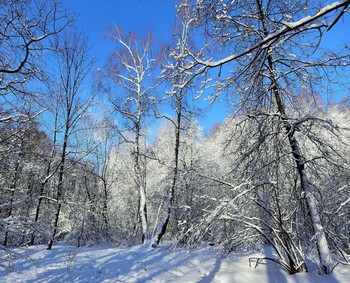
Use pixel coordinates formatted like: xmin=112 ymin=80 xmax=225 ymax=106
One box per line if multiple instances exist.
xmin=1 ymin=244 xmax=349 ymax=282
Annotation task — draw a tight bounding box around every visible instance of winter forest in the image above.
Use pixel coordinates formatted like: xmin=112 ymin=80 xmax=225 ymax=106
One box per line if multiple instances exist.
xmin=1 ymin=0 xmax=350 ymax=279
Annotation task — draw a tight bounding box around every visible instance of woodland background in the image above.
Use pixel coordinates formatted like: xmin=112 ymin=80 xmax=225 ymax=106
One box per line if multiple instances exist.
xmin=1 ymin=0 xmax=350 ymax=275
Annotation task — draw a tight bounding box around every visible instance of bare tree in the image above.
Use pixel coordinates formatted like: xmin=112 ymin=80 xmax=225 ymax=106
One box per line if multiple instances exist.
xmin=0 ymin=0 xmax=69 ymax=98
xmin=46 ymin=29 xmax=95 ymax=250
xmin=0 ymin=116 xmax=52 ymax=246
xmin=82 ymin=116 xmax=120 ymax=240
xmin=176 ymin=0 xmax=350 ymax=274
xmin=150 ymin=1 xmax=196 ymax=247
xmin=30 ymin=95 xmax=60 ymax=245
xmin=0 ymin=0 xmax=69 ymax=248
xmin=105 ymin=27 xmax=157 ymax=243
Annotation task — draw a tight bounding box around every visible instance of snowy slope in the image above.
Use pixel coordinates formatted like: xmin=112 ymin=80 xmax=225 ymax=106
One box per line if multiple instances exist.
xmin=1 ymin=244 xmax=349 ymax=282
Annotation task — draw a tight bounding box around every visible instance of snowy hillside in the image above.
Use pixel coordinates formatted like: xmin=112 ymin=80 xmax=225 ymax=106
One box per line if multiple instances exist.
xmin=1 ymin=244 xmax=349 ymax=282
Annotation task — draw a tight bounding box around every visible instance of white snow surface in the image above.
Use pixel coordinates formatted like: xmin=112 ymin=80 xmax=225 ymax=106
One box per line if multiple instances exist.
xmin=1 ymin=244 xmax=349 ymax=282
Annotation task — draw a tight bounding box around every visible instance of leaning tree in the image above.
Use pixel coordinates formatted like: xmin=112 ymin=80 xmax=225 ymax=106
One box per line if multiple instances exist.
xmin=175 ymin=0 xmax=350 ymax=274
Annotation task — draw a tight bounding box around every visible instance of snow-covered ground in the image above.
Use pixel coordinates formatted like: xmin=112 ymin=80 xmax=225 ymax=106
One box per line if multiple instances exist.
xmin=1 ymin=244 xmax=349 ymax=282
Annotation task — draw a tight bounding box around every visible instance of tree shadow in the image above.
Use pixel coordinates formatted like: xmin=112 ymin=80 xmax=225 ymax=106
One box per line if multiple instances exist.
xmin=197 ymin=256 xmax=222 ymax=283
xmin=264 ymin=247 xmax=288 ymax=283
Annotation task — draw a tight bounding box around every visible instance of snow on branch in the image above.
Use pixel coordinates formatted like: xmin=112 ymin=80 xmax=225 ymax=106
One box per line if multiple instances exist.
xmin=190 ymin=1 xmax=350 ymax=68
xmin=327 ymin=2 xmax=349 ymax=31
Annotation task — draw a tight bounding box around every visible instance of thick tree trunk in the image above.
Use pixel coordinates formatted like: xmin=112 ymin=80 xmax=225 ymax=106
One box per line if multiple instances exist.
xmin=139 ymin=183 xmax=148 ymax=243
xmin=256 ymin=0 xmax=332 ymax=272
xmin=287 ymin=131 xmax=332 ymax=274
xmin=269 ymin=59 xmax=332 ymax=274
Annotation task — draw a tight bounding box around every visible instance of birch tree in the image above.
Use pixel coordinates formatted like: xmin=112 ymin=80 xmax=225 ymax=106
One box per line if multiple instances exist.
xmin=106 ymin=27 xmax=156 ymax=243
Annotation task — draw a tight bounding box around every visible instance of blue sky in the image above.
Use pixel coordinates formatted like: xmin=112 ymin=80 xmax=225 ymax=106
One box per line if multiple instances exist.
xmin=63 ymin=0 xmax=349 ymax=133
xmin=64 ymin=0 xmax=176 ymax=60
xmin=65 ymin=0 xmax=176 ymax=41
xmin=63 ymin=0 xmax=229 ymax=133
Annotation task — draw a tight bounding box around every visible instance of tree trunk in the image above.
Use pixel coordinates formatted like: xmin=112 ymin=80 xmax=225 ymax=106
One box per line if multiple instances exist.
xmin=150 ymin=95 xmax=182 ymax=248
xmin=256 ymin=0 xmax=332 ymax=272
xmin=268 ymin=57 xmax=332 ymax=274
xmin=134 ymin=121 xmax=148 ymax=244
xmin=31 ymin=163 xmax=52 ymax=245
xmin=31 ymin=107 xmax=59 ymax=245
xmin=287 ymin=133 xmax=332 ymax=274
xmin=47 ymin=131 xmax=68 ymax=250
